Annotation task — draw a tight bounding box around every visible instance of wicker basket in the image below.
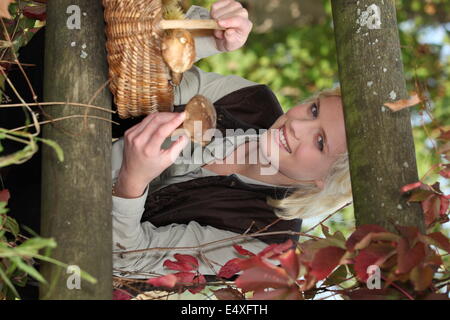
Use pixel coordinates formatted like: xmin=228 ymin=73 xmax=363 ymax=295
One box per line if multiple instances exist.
xmin=103 ymin=0 xmax=174 ymax=119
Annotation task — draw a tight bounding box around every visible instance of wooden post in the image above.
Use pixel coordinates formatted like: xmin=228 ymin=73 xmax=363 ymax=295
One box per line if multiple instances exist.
xmin=40 ymin=0 xmax=112 ymax=299
xmin=331 ymin=0 xmax=424 ymax=232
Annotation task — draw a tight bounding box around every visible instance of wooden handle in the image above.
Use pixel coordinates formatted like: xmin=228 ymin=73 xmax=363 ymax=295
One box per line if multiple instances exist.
xmin=160 ymin=19 xmax=224 ymax=30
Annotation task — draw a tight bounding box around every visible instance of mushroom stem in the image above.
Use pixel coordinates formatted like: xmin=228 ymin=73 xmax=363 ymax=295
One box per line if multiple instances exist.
xmin=160 ymin=19 xmax=224 ymax=30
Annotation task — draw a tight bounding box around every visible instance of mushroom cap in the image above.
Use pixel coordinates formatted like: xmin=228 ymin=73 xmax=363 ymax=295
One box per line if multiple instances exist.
xmin=183 ymin=95 xmax=217 ymax=146
xmin=161 ymin=29 xmax=196 ymax=74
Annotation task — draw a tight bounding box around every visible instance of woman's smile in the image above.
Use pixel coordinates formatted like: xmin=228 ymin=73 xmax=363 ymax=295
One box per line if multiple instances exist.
xmin=275 ymin=125 xmax=292 ymax=154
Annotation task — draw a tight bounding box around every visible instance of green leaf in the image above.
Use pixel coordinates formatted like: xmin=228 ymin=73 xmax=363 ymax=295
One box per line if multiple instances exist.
xmin=33 ymin=253 xmax=97 ymax=285
xmin=0 ymin=264 xmax=20 ymax=299
xmin=9 ymin=256 xmax=46 ymax=284
xmin=18 ymin=237 xmax=57 ymax=252
xmin=323 ymin=265 xmax=348 ymax=287
xmin=4 ymin=216 xmax=19 ymax=238
xmin=0 ymin=202 xmax=8 ymax=214
xmin=36 ymin=137 xmax=64 ymax=162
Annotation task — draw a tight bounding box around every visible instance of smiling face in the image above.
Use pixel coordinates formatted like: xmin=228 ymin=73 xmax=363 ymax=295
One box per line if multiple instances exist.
xmin=259 ymin=95 xmax=347 ymax=184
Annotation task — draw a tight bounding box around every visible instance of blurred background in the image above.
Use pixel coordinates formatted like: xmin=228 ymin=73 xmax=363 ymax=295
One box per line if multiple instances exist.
xmin=186 ymin=0 xmax=450 ymax=237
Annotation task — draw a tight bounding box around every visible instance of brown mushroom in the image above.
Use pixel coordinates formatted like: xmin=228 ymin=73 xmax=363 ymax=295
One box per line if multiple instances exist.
xmin=161 ymin=29 xmax=195 ymax=85
xmin=183 ymin=95 xmax=217 ymax=146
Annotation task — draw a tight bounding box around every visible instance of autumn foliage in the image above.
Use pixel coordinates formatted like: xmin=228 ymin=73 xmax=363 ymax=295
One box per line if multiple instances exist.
xmin=115 ymin=128 xmax=450 ymax=300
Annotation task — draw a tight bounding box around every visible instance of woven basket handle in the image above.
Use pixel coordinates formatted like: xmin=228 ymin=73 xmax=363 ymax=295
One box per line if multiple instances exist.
xmin=160 ymin=19 xmax=225 ymax=30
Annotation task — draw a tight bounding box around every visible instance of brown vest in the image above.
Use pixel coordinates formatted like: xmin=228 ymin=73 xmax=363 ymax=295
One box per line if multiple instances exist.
xmin=141 ymin=85 xmax=302 ymax=244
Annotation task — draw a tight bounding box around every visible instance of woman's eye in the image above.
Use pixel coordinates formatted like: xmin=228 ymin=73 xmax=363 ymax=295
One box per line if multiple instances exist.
xmin=311 ymin=102 xmax=319 ymax=118
xmin=317 ymin=135 xmax=324 ymax=152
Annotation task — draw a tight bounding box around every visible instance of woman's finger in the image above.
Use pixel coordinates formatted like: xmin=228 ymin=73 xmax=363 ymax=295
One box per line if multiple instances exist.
xmin=214 ymin=29 xmax=225 ymax=40
xmin=211 ymin=1 xmax=243 ymax=20
xmin=147 ymin=111 xmax=186 ymax=149
xmin=124 ymin=112 xmax=157 ymax=139
xmin=218 ymin=15 xmax=251 ymax=32
xmin=135 ymin=112 xmax=180 ymax=142
xmin=163 ymin=134 xmax=190 ymax=163
xmin=211 ymin=0 xmax=234 ymax=17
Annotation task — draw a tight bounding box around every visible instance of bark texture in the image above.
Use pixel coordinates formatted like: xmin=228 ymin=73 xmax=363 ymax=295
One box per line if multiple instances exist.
xmin=331 ymin=0 xmax=424 ymax=232
xmin=40 ymin=0 xmax=112 ymax=299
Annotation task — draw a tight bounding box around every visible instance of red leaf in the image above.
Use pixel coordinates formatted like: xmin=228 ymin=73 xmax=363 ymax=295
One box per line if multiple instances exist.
xmin=410 ymin=265 xmax=434 ymax=291
xmin=174 ymin=254 xmax=199 ymax=269
xmin=384 ymin=93 xmax=421 ymax=112
xmin=173 ymin=272 xmax=196 ymax=284
xmin=438 ymin=129 xmax=450 ymax=141
xmin=408 ymin=189 xmax=435 ymax=202
xmin=188 ymin=274 xmax=206 ymax=294
xmin=278 ymin=249 xmax=300 ymax=280
xmin=146 ymin=274 xmax=178 ymax=288
xmin=235 ymin=257 xmax=290 ymax=292
xmin=354 ymin=244 xmax=394 ymax=281
xmin=112 ymin=289 xmax=133 ymax=300
xmin=310 ymin=246 xmax=345 ymax=281
xmin=218 ymin=258 xmax=242 ymax=279
xmin=396 ymin=226 xmax=420 ymax=244
xmin=258 ymin=239 xmax=294 ymax=259
xmin=23 ymin=4 xmax=46 ymax=21
xmin=0 ymin=189 xmax=10 ymax=203
xmin=440 ymin=195 xmax=449 ymax=217
xmin=396 ymin=239 xmax=426 ymax=274
xmin=422 ymin=194 xmax=443 ymax=226
xmin=346 ymin=225 xmax=388 ymax=251
xmin=400 ymin=181 xmax=424 ymax=194
xmin=233 ymin=244 xmax=256 ymax=257
xmin=213 ymin=288 xmax=245 ymax=300
xmin=252 ymin=287 xmax=301 ymax=300
xmin=423 ymin=232 xmax=450 ymax=254
xmin=439 ymin=167 xmax=450 ymax=179
xmin=163 ymin=254 xmax=199 ymax=272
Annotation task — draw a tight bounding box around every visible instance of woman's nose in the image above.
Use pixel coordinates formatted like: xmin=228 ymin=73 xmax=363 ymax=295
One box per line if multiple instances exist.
xmin=289 ymin=118 xmax=318 ymax=140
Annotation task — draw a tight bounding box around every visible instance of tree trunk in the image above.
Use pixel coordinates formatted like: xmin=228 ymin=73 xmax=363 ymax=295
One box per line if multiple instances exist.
xmin=40 ymin=0 xmax=112 ymax=299
xmin=331 ymin=0 xmax=424 ymax=232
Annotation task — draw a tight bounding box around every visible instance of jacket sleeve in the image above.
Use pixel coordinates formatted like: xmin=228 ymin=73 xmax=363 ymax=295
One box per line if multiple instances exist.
xmin=111 ymin=139 xmax=267 ymax=276
xmin=173 ymin=66 xmax=258 ymax=106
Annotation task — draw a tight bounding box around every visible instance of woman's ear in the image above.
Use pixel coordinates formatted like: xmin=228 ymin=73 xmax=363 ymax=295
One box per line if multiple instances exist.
xmin=314 ymin=180 xmax=325 ymax=190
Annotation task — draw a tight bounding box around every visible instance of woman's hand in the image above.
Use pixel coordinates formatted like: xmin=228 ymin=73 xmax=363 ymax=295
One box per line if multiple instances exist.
xmin=114 ymin=112 xmax=189 ymax=198
xmin=211 ymin=0 xmax=252 ymax=52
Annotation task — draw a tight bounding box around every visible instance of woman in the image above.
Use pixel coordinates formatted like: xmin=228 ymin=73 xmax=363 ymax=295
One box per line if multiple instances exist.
xmin=112 ymin=0 xmax=352 ymax=278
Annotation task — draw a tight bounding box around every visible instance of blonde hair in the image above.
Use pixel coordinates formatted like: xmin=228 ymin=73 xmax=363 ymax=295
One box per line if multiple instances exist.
xmin=267 ymin=87 xmax=353 ymax=220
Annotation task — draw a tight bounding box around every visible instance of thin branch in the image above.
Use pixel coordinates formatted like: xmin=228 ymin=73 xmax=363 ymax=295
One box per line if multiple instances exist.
xmin=381 ymin=275 xmax=414 ymax=300
xmin=0 ymin=60 xmax=35 ymax=67
xmin=10 ymin=114 xmax=119 ymax=132
xmin=0 ymin=68 xmax=40 ymax=136
xmin=114 ymin=230 xmax=322 ymax=256
xmin=304 ymin=202 xmax=352 ymax=234
xmin=0 ymin=101 xmax=115 ymax=114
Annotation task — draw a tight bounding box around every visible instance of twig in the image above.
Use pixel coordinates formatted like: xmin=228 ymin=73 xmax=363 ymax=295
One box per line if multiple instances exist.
xmin=0 ymin=60 xmax=35 ymax=67
xmin=0 ymin=102 xmax=115 ymax=114
xmin=304 ymin=202 xmax=352 ymax=234
xmin=381 ymin=275 xmax=414 ymax=300
xmin=0 ymin=19 xmax=41 ymax=136
xmin=113 ymin=230 xmax=322 ymax=256
xmin=10 ymin=115 xmax=119 ymax=132
xmin=83 ymin=78 xmax=113 ymax=129
xmin=0 ymin=68 xmax=40 ymax=136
